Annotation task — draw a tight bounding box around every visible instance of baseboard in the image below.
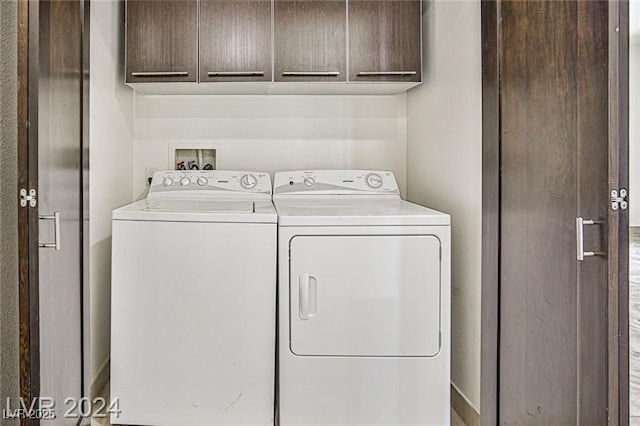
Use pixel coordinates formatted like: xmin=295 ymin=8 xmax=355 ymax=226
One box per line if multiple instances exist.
xmin=90 ymin=358 xmax=110 ymax=398
xmin=451 ymin=383 xmax=480 ymax=426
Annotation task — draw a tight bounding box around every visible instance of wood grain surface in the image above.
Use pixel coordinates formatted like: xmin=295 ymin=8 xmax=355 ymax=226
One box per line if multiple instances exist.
xmin=575 ymin=2 xmax=609 ymax=423
xmin=498 ymin=0 xmax=609 ymax=423
xmin=480 ymin=1 xmax=499 ymax=424
xmin=126 ymin=0 xmax=198 ymax=83
xmin=17 ymin=0 xmax=39 ymax=413
xmin=199 ymin=0 xmax=272 ymax=82
xmin=348 ymin=0 xmax=420 ymax=82
xmin=274 ymin=0 xmax=346 ymax=82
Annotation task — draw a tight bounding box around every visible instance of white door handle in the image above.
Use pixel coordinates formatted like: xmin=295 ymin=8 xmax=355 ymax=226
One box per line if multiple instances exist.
xmin=298 ymin=274 xmax=317 ymax=320
xmin=576 ymin=217 xmax=604 ymax=261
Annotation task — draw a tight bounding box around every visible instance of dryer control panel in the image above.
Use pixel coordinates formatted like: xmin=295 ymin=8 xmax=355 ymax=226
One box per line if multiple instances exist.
xmin=273 ymin=170 xmax=400 ymax=196
xmin=148 ymin=170 xmax=272 ymax=199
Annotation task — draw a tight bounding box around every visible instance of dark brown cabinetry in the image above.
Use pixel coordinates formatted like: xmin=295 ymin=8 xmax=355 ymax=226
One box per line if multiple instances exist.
xmin=274 ymin=0 xmax=347 ymax=82
xmin=348 ymin=0 xmax=421 ymax=82
xmin=126 ymin=0 xmax=198 ymax=83
xmin=125 ymin=0 xmax=422 ymax=93
xmin=199 ymin=0 xmax=272 ymax=82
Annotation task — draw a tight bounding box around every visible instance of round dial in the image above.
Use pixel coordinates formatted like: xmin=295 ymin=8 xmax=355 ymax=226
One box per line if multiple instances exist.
xmin=162 ymin=177 xmax=174 ymax=187
xmin=240 ymin=174 xmax=258 ymax=189
xmin=180 ymin=177 xmax=191 ymax=186
xmin=196 ymin=177 xmax=208 ymax=186
xmin=303 ymin=176 xmax=316 ymax=188
xmin=366 ymin=173 xmax=383 ymax=189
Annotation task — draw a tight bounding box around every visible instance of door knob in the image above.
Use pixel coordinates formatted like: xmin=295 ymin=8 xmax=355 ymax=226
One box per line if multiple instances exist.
xmin=39 ymin=211 xmax=61 ymax=250
xmin=576 ymin=217 xmax=604 ymax=261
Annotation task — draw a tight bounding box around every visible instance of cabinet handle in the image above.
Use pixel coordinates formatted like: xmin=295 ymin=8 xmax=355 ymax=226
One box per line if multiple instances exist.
xmin=576 ymin=217 xmax=605 ymax=260
xmin=207 ymin=71 xmax=265 ymax=77
xmin=282 ymin=71 xmax=340 ymax=77
xmin=357 ymin=71 xmax=418 ymax=76
xmin=39 ymin=211 xmax=61 ymax=250
xmin=131 ymin=71 xmax=189 ymax=77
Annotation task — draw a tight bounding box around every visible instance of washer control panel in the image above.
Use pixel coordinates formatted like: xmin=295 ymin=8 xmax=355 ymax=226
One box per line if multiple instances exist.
xmin=274 ymin=170 xmax=399 ymax=195
xmin=149 ymin=170 xmax=272 ymax=197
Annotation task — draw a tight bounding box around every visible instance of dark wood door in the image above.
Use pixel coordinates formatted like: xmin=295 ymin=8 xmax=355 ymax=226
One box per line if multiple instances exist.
xmin=497 ymin=1 xmax=610 ymax=423
xmin=18 ymin=0 xmax=88 ymax=421
xmin=126 ymin=0 xmax=197 ymax=83
xmin=348 ymin=0 xmax=421 ymax=82
xmin=199 ymin=0 xmax=272 ymax=82
xmin=274 ymin=0 xmax=346 ymax=82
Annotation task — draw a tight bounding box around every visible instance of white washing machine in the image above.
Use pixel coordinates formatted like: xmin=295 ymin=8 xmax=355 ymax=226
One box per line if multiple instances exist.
xmin=111 ymin=170 xmax=276 ymax=426
xmin=273 ymin=170 xmax=451 ymax=426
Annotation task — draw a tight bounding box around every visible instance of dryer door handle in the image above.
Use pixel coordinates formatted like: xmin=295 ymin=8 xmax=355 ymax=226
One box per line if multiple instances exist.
xmin=298 ymin=274 xmax=318 ymax=320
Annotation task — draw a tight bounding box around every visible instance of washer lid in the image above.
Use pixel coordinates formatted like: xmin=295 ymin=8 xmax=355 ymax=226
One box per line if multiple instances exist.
xmin=274 ymin=199 xmax=450 ymax=227
xmin=145 ymin=199 xmax=255 ymax=213
xmin=113 ymin=199 xmax=277 ymax=223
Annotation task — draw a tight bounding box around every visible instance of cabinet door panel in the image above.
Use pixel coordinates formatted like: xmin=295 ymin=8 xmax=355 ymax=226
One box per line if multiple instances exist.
xmin=199 ymin=0 xmax=272 ymax=82
xmin=126 ymin=0 xmax=197 ymax=83
xmin=349 ymin=0 xmax=421 ymax=82
xmin=274 ymin=0 xmax=346 ymax=82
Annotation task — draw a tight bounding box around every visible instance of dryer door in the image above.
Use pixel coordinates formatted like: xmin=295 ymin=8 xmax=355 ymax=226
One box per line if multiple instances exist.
xmin=289 ymin=235 xmax=441 ymax=357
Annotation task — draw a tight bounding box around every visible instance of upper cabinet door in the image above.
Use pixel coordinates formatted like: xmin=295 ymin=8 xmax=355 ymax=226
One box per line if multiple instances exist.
xmin=199 ymin=0 xmax=272 ymax=82
xmin=126 ymin=0 xmax=198 ymax=83
xmin=274 ymin=0 xmax=346 ymax=82
xmin=348 ymin=0 xmax=421 ymax=82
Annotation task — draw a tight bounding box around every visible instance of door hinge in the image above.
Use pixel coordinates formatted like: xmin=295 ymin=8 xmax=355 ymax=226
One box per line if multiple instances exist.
xmin=611 ymin=188 xmax=628 ymax=211
xmin=20 ymin=188 xmax=37 ymax=207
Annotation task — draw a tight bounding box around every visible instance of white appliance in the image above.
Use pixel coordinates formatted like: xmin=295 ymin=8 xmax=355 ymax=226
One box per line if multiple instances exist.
xmin=110 ymin=170 xmax=276 ymax=426
xmin=273 ymin=170 xmax=451 ymax=426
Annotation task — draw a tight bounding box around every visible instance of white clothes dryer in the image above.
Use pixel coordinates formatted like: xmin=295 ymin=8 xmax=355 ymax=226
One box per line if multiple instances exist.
xmin=273 ymin=170 xmax=451 ymax=426
xmin=111 ymin=170 xmax=276 ymax=425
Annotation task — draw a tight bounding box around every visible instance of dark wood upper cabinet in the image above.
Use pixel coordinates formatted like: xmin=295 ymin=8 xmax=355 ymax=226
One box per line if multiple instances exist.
xmin=348 ymin=0 xmax=421 ymax=82
xmin=199 ymin=0 xmax=272 ymax=82
xmin=124 ymin=0 xmax=422 ymax=93
xmin=126 ymin=0 xmax=198 ymax=83
xmin=274 ymin=0 xmax=347 ymax=82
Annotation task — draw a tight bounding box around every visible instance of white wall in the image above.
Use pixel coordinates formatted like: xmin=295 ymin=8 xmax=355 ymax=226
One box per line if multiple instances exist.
xmin=406 ymin=0 xmax=482 ymax=412
xmin=0 ymin=0 xmax=20 ymax=420
xmin=132 ymin=94 xmax=408 ymax=198
xmin=630 ymin=0 xmax=640 ymax=226
xmin=90 ymin=0 xmax=134 ymax=384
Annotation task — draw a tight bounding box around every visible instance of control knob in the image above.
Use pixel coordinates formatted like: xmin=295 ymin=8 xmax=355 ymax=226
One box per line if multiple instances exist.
xmin=366 ymin=173 xmax=383 ymax=189
xmin=162 ymin=177 xmax=174 ymax=187
xmin=240 ymin=174 xmax=258 ymax=189
xmin=180 ymin=177 xmax=191 ymax=186
xmin=196 ymin=177 xmax=208 ymax=186
xmin=303 ymin=176 xmax=316 ymax=188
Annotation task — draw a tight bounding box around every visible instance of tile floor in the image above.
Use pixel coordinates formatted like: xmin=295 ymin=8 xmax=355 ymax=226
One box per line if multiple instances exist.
xmin=631 ymin=227 xmax=640 ymax=425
